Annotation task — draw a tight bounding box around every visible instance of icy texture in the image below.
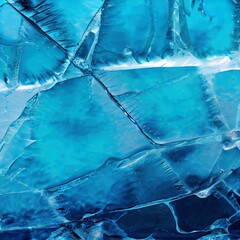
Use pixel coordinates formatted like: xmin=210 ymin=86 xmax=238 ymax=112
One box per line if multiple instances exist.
xmin=0 ymin=0 xmax=240 ymax=239
xmin=2 ymin=77 xmax=150 ymax=188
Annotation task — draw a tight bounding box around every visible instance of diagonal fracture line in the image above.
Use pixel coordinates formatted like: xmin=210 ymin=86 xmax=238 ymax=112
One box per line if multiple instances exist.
xmin=7 ymin=1 xmax=68 ymax=54
xmin=91 ymin=72 xmax=158 ymax=146
xmin=6 ymin=1 xmax=104 ymax=82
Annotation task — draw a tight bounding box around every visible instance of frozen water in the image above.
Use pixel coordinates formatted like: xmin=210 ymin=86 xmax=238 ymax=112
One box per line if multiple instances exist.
xmin=0 ymin=0 xmax=240 ymax=239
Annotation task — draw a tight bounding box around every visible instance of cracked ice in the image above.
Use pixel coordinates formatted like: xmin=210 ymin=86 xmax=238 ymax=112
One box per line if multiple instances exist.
xmin=0 ymin=0 xmax=240 ymax=239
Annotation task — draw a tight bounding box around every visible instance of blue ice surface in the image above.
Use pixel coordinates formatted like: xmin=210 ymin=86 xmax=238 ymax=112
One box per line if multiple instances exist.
xmin=184 ymin=0 xmax=236 ymax=55
xmin=95 ymin=67 xmax=227 ymax=144
xmin=2 ymin=76 xmax=151 ymax=189
xmin=0 ymin=4 xmax=68 ymax=86
xmin=0 ymin=0 xmax=240 ymax=239
xmin=7 ymin=0 xmax=103 ymax=56
xmin=92 ymin=0 xmax=239 ymax=68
